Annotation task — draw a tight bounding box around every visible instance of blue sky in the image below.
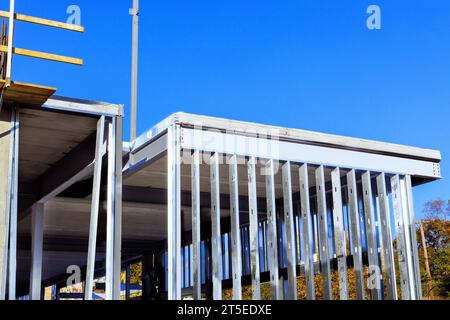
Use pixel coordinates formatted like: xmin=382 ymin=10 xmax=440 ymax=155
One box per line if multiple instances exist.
xmin=5 ymin=1 xmax=449 ymax=218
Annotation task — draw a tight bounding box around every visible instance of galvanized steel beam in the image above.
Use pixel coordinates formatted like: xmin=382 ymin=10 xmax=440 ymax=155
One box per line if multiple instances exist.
xmin=210 ymin=152 xmax=222 ymax=300
xmin=29 ymin=203 xmax=44 ymax=300
xmin=192 ymin=150 xmax=201 ymax=300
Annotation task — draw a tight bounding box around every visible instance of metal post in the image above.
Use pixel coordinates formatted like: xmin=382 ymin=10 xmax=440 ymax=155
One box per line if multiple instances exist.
xmin=265 ymin=160 xmax=280 ymax=300
xmin=347 ymin=170 xmax=365 ymax=300
xmin=331 ymin=168 xmax=348 ymax=300
xmin=362 ymin=171 xmax=383 ymax=300
xmin=376 ymin=173 xmax=398 ymax=300
xmin=29 ymin=203 xmax=44 ymax=300
xmin=129 ymin=0 xmax=139 ymax=141
xmin=210 ymin=152 xmax=222 ymax=300
xmin=6 ymin=0 xmax=15 ymax=86
xmin=85 ymin=116 xmax=106 ymax=300
xmin=167 ymin=123 xmax=181 ymax=300
xmin=405 ymin=175 xmax=423 ymax=300
xmin=8 ymin=108 xmax=18 ymax=300
xmin=113 ymin=116 xmax=123 ymax=300
xmin=229 ymin=155 xmax=242 ymax=300
xmin=105 ymin=118 xmax=116 ymax=300
xmin=247 ymin=157 xmax=260 ymax=300
xmin=125 ymin=264 xmax=131 ymax=300
xmin=1 ymin=108 xmax=14 ymax=300
xmin=391 ymin=175 xmax=412 ymax=300
xmin=282 ymin=162 xmax=297 ymax=300
xmin=192 ymin=150 xmax=201 ymax=300
xmin=399 ymin=176 xmax=417 ymax=300
xmin=299 ymin=164 xmax=315 ymax=300
xmin=315 ymin=165 xmax=332 ymax=300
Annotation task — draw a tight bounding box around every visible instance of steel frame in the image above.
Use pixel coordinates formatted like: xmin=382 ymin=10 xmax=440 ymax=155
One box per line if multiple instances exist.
xmin=157 ymin=119 xmax=432 ymax=301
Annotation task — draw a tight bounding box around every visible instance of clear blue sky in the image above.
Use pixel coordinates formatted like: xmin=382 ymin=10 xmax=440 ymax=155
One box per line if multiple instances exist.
xmin=5 ymin=0 xmax=450 ymax=218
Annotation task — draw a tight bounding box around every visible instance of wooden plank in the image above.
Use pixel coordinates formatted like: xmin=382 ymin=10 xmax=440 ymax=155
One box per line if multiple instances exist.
xmin=0 ymin=79 xmax=56 ymax=106
xmin=0 ymin=45 xmax=83 ymax=65
xmin=0 ymin=10 xmax=84 ymax=32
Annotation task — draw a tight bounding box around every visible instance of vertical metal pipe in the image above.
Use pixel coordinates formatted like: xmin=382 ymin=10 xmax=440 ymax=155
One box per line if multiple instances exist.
xmin=29 ymin=203 xmax=44 ymax=300
xmin=8 ymin=108 xmax=18 ymax=300
xmin=85 ymin=116 xmax=105 ymax=300
xmin=6 ymin=0 xmax=15 ymax=85
xmin=113 ymin=116 xmax=123 ymax=301
xmin=347 ymin=170 xmax=365 ymax=300
xmin=362 ymin=171 xmax=383 ymax=300
xmin=331 ymin=168 xmax=348 ymax=300
xmin=282 ymin=162 xmax=297 ymax=300
xmin=167 ymin=123 xmax=181 ymax=300
xmin=129 ymin=0 xmax=139 ymax=141
xmin=247 ymin=157 xmax=261 ymax=300
xmin=229 ymin=155 xmax=242 ymax=300
xmin=265 ymin=160 xmax=280 ymax=300
xmin=376 ymin=173 xmax=398 ymax=300
xmin=315 ymin=165 xmax=332 ymax=300
xmin=405 ymin=175 xmax=423 ymax=300
xmin=210 ymin=152 xmax=222 ymax=300
xmin=192 ymin=150 xmax=201 ymax=300
xmin=299 ymin=164 xmax=315 ymax=300
xmin=391 ymin=175 xmax=411 ymax=300
xmin=105 ymin=118 xmax=116 ymax=300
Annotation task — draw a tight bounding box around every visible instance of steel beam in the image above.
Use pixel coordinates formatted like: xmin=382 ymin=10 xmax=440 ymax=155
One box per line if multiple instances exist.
xmin=85 ymin=116 xmax=105 ymax=300
xmin=113 ymin=116 xmax=123 ymax=300
xmin=192 ymin=150 xmax=201 ymax=300
xmin=316 ymin=165 xmax=332 ymax=300
xmin=346 ymin=169 xmax=365 ymax=300
xmin=282 ymin=162 xmax=297 ymax=300
xmin=129 ymin=0 xmax=139 ymax=141
xmin=247 ymin=157 xmax=260 ymax=300
xmin=299 ymin=164 xmax=315 ymax=300
xmin=29 ymin=203 xmax=44 ymax=300
xmin=210 ymin=152 xmax=222 ymax=300
xmin=167 ymin=123 xmax=181 ymax=300
xmin=376 ymin=173 xmax=397 ymax=300
xmin=331 ymin=168 xmax=348 ymax=300
xmin=362 ymin=171 xmax=383 ymax=300
xmin=229 ymin=155 xmax=242 ymax=300
xmin=265 ymin=160 xmax=280 ymax=300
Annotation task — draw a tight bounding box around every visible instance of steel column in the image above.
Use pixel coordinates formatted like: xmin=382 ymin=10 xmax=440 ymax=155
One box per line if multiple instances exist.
xmin=229 ymin=155 xmax=242 ymax=300
xmin=362 ymin=171 xmax=383 ymax=300
xmin=391 ymin=175 xmax=412 ymax=299
xmin=192 ymin=150 xmax=201 ymax=300
xmin=405 ymin=175 xmax=423 ymax=300
xmin=167 ymin=123 xmax=181 ymax=300
xmin=129 ymin=0 xmax=139 ymax=141
xmin=85 ymin=116 xmax=106 ymax=300
xmin=6 ymin=0 xmax=15 ymax=85
xmin=113 ymin=116 xmax=123 ymax=301
xmin=210 ymin=152 xmax=222 ymax=300
xmin=376 ymin=173 xmax=398 ymax=300
xmin=29 ymin=203 xmax=44 ymax=300
xmin=282 ymin=162 xmax=297 ymax=300
xmin=346 ymin=169 xmax=365 ymax=300
xmin=247 ymin=157 xmax=261 ymax=300
xmin=8 ymin=108 xmax=18 ymax=300
xmin=331 ymin=168 xmax=348 ymax=300
xmin=265 ymin=160 xmax=280 ymax=300
xmin=299 ymin=164 xmax=315 ymax=300
xmin=315 ymin=165 xmax=332 ymax=300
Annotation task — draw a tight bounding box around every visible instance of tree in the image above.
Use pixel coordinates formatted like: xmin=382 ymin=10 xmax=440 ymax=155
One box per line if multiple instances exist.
xmin=417 ymin=199 xmax=450 ymax=298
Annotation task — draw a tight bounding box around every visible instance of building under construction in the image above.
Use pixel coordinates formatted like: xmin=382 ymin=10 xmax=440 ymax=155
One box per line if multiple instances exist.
xmin=0 ymin=2 xmax=443 ymax=301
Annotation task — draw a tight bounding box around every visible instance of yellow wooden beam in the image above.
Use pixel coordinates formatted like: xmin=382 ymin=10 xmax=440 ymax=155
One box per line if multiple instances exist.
xmin=0 ymin=10 xmax=84 ymax=33
xmin=0 ymin=45 xmax=83 ymax=65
